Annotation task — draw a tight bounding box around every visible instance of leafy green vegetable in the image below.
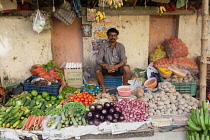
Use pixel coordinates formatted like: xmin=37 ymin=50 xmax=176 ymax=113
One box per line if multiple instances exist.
xmin=61 ymin=86 xmax=77 ymax=94
xmin=84 ymin=85 xmax=97 ymax=90
xmin=134 ymin=68 xmax=145 ymax=73
xmin=41 ymin=61 xmax=58 ymax=71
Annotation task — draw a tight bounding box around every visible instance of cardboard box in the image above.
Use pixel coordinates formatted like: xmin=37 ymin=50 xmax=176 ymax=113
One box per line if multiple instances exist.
xmin=64 ymin=69 xmax=83 ymax=88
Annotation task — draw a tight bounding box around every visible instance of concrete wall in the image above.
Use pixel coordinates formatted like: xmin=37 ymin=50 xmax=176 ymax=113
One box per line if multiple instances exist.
xmin=83 ymin=15 xmax=150 ymax=77
xmin=82 ymin=14 xmax=209 ymax=77
xmin=0 ymin=14 xmax=208 ymax=85
xmin=0 ymin=17 xmax=52 ymax=86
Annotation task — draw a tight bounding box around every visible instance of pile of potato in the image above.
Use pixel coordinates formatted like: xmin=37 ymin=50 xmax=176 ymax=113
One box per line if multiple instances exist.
xmin=140 ymin=82 xmax=199 ymax=116
xmin=164 ymin=73 xmax=194 ymax=83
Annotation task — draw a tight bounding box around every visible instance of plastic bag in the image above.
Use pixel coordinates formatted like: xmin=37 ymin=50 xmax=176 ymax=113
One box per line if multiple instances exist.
xmin=42 ymin=115 xmax=61 ymax=131
xmin=168 ymin=66 xmax=188 ymax=78
xmin=31 ymin=9 xmax=52 ymax=30
xmin=146 ymin=64 xmax=158 ymax=79
xmin=33 ymin=9 xmax=46 ymax=33
xmin=149 ymin=45 xmax=167 ymax=62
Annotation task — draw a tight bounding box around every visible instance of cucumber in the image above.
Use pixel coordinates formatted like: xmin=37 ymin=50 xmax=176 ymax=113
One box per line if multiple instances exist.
xmin=56 ymin=122 xmax=62 ymax=130
xmin=65 ymin=121 xmax=69 ymax=125
xmin=40 ymin=103 xmax=46 ymax=111
xmin=71 ymin=117 xmax=78 ymax=127
xmin=29 ymin=100 xmax=35 ymax=108
xmin=5 ymin=106 xmax=13 ymax=112
xmin=21 ymin=97 xmax=27 ymax=106
xmin=8 ymin=108 xmax=19 ymax=117
xmin=13 ymin=120 xmax=20 ymax=128
xmin=18 ymin=118 xmax=27 ymax=129
xmin=82 ymin=118 xmax=87 ymax=125
xmin=9 ymin=118 xmax=20 ymax=126
xmin=61 ymin=111 xmax=65 ymax=120
xmin=24 ymin=98 xmax=31 ymax=106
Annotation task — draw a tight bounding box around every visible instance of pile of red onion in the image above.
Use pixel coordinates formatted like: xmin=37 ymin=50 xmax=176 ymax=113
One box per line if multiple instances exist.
xmin=114 ymin=99 xmax=149 ymax=122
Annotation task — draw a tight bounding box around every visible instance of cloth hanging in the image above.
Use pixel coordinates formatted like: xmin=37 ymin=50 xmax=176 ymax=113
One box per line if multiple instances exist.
xmin=176 ymin=0 xmax=186 ymax=9
xmin=71 ymin=0 xmax=82 ymax=18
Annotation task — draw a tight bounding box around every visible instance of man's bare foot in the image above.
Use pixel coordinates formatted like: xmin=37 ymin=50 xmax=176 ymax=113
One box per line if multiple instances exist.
xmin=102 ymin=87 xmax=106 ymax=93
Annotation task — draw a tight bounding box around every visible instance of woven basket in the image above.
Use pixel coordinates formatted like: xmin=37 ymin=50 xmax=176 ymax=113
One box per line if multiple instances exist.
xmin=54 ymin=1 xmax=76 ymax=25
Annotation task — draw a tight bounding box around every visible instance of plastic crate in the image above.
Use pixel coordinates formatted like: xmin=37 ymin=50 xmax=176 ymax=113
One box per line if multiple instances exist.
xmin=104 ymin=76 xmax=122 ymax=89
xmin=160 ymin=74 xmax=197 ymax=96
xmin=23 ymin=76 xmax=60 ymax=96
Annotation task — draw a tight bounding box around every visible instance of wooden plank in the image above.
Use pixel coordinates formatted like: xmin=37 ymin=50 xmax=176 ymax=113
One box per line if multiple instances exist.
xmin=82 ymin=6 xmax=195 ymax=16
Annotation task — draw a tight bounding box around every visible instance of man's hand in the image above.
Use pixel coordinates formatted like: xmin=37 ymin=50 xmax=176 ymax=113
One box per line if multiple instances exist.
xmin=108 ymin=65 xmax=118 ymax=73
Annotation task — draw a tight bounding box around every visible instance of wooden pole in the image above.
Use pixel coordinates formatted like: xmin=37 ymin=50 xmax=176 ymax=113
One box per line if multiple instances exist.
xmin=200 ymin=0 xmax=209 ymax=103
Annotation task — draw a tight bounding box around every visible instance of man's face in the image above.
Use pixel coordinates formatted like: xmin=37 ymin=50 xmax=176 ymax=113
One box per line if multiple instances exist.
xmin=108 ymin=32 xmax=118 ymax=43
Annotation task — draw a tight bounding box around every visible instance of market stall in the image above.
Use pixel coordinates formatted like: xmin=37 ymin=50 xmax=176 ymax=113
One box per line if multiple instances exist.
xmin=0 ymin=0 xmax=210 ymax=140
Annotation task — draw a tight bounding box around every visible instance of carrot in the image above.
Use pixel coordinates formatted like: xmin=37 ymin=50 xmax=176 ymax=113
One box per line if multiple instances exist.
xmin=26 ymin=115 xmax=36 ymax=130
xmin=35 ymin=116 xmax=42 ymax=130
xmin=22 ymin=115 xmax=33 ymax=130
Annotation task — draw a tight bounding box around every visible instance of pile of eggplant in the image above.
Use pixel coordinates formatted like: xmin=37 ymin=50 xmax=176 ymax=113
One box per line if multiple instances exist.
xmin=86 ymin=102 xmax=125 ymax=126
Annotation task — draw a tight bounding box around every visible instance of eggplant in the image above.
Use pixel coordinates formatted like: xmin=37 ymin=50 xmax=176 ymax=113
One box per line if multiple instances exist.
xmin=86 ymin=111 xmax=93 ymax=120
xmin=118 ymin=114 xmax=125 ymax=122
xmin=114 ymin=106 xmax=121 ymax=113
xmin=88 ymin=120 xmax=94 ymax=125
xmin=99 ymin=115 xmax=105 ymax=122
xmin=101 ymin=109 xmax=108 ymax=116
xmin=94 ymin=112 xmax=100 ymax=119
xmin=89 ymin=105 xmax=96 ymax=112
xmin=104 ymin=102 xmax=111 ymax=109
xmin=113 ymin=113 xmax=119 ymax=119
xmin=109 ymin=107 xmax=115 ymax=114
xmin=93 ymin=119 xmax=100 ymax=126
xmin=95 ymin=104 xmax=103 ymax=111
xmin=112 ymin=119 xmax=118 ymax=123
xmin=106 ymin=114 xmax=113 ymax=122
xmin=110 ymin=102 xmax=114 ymax=107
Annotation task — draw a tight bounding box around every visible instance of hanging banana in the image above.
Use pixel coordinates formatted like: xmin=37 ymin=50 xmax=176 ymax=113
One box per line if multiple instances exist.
xmin=95 ymin=11 xmax=106 ymax=22
xmin=157 ymin=6 xmax=166 ymax=16
xmin=103 ymin=0 xmax=123 ymax=9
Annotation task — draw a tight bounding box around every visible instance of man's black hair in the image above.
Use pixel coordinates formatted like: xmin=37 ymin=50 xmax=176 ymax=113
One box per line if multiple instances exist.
xmin=107 ymin=28 xmax=119 ymax=36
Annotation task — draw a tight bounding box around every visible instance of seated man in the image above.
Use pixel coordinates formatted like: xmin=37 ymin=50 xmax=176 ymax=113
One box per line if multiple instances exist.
xmin=95 ymin=28 xmax=130 ymax=92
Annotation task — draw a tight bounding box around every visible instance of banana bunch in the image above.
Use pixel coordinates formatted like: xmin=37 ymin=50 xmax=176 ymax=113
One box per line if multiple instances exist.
xmin=95 ymin=11 xmax=106 ymax=22
xmin=157 ymin=6 xmax=166 ymax=15
xmin=106 ymin=0 xmax=123 ymax=9
xmin=185 ymin=101 xmax=210 ymax=140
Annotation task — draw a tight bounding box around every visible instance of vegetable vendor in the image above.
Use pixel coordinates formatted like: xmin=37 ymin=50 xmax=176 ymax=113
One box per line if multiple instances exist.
xmin=95 ymin=28 xmax=130 ymax=93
